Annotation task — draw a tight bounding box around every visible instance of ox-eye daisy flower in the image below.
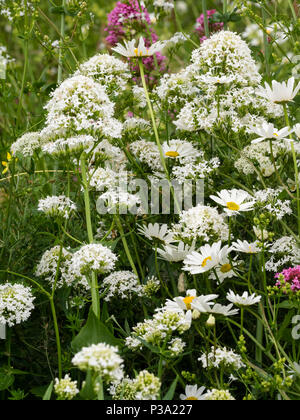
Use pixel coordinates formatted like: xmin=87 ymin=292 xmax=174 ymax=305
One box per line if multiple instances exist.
xmin=226 ymin=290 xmax=262 ymax=307
xmin=294 ymin=124 xmax=300 ymax=139
xmin=258 ymin=77 xmax=300 ymax=104
xmin=112 ymin=37 xmax=165 ymax=58
xmin=138 ymin=223 xmax=175 ymax=244
xmin=250 ymin=123 xmax=291 ymax=144
xmin=231 ymin=240 xmax=260 ymax=254
xmin=208 ymin=303 xmax=239 ymax=317
xmin=183 ymin=242 xmax=231 ymax=275
xmin=180 ymin=385 xmax=207 ymax=401
xmin=162 ymin=140 xmax=199 ymax=160
xmin=157 ymin=241 xmax=195 ymax=262
xmin=164 ymin=290 xmax=218 ymax=314
xmin=210 ymin=189 xmax=256 ymax=216
xmin=210 ymin=256 xmax=239 ymax=284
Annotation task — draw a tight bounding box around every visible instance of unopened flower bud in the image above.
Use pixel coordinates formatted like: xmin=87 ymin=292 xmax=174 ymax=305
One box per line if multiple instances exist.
xmin=206 ymin=315 xmax=216 ymax=328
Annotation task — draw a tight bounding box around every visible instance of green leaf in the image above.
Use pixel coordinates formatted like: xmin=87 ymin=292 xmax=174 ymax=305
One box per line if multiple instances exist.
xmin=0 ymin=368 xmax=14 ymax=391
xmin=71 ymin=307 xmax=121 ymax=353
xmin=43 ymin=381 xmax=54 ymax=401
xmin=79 ymin=370 xmax=96 ymax=400
xmin=163 ymin=376 xmax=178 ymax=401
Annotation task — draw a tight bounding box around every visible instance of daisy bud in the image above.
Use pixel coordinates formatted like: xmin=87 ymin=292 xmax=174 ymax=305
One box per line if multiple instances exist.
xmin=192 ymin=310 xmax=201 ymax=320
xmin=177 ymin=273 xmax=186 ymax=293
xmin=206 ymin=315 xmax=216 ymax=328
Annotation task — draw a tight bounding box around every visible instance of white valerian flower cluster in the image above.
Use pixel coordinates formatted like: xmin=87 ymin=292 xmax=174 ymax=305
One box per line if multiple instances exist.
xmin=255 ymin=188 xmax=293 ymax=220
xmin=110 ymin=370 xmax=161 ymax=400
xmin=156 ymin=31 xmax=282 ymax=134
xmin=125 ymin=309 xmax=191 ymax=352
xmin=38 ymin=195 xmax=77 ymax=219
xmin=72 ymin=343 xmax=124 ymax=383
xmin=122 ymin=117 xmax=151 ymax=139
xmin=205 ymin=389 xmax=235 ymax=400
xmin=199 ymin=347 xmax=246 ymax=371
xmin=153 ymin=0 xmax=174 ymax=11
xmin=265 ymin=236 xmax=300 ymax=272
xmin=54 ymin=374 xmax=79 ymax=400
xmin=41 ymin=75 xmax=123 ymax=141
xmin=0 ymin=283 xmax=35 ymax=327
xmin=74 ymin=53 xmax=130 ymax=95
xmin=168 ymin=337 xmax=186 ymax=357
xmin=100 ymin=271 xmax=144 ymax=301
xmin=234 ymin=141 xmax=286 ymax=177
xmin=171 ymin=205 xmax=229 ymax=243
xmin=64 ymin=244 xmax=118 ymax=288
xmin=91 ymin=139 xmax=126 ymax=168
xmin=89 ymin=167 xmax=129 ymax=192
xmin=130 ymin=140 xmax=163 ymax=172
xmin=42 ymin=135 xmax=96 ymax=157
xmin=10 ymin=132 xmax=44 ymax=157
xmin=35 ymin=246 xmax=72 ymax=288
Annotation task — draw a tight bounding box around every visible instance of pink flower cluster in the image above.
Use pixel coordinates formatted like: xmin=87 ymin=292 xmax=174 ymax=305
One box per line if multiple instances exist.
xmin=195 ymin=9 xmax=224 ymax=43
xmin=275 ymin=266 xmax=300 ymax=292
xmin=105 ymin=0 xmax=167 ymax=86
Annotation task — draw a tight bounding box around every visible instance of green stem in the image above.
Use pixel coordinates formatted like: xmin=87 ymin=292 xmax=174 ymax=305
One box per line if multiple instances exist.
xmin=50 ymin=297 xmax=62 ymax=379
xmin=288 ymin=0 xmax=297 ymax=21
xmin=80 ymin=154 xmax=100 ymax=319
xmin=262 ymin=7 xmax=270 ymax=78
xmin=223 ymin=0 xmax=228 ymax=30
xmin=202 ymin=0 xmax=210 ymax=39
xmin=57 ymin=1 xmax=66 ymax=84
xmin=138 ymin=59 xmax=181 ymax=213
xmin=115 ymin=216 xmax=139 ymax=279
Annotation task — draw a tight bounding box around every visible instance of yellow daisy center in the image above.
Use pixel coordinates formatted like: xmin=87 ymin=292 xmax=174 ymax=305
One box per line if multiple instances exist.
xmin=220 ymin=263 xmax=232 ymax=274
xmin=183 ymin=295 xmax=196 ymax=310
xmin=134 ymin=48 xmax=143 ymax=57
xmin=202 ymin=256 xmax=212 ymax=267
xmin=227 ymin=202 xmax=240 ymax=211
xmin=165 ymin=151 xmax=180 ymax=158
xmin=186 ymin=397 xmax=198 ymax=400
xmin=273 ymin=132 xmax=279 ymax=137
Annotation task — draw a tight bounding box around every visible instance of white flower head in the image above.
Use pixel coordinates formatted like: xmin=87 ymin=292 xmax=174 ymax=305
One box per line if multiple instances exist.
xmin=162 ymin=139 xmax=200 ymax=161
xmin=72 ymin=343 xmax=124 ymax=383
xmin=183 ymin=242 xmax=231 ymax=275
xmin=54 ymin=374 xmax=79 ymax=400
xmin=138 ymin=223 xmax=175 ymax=244
xmin=157 ymin=241 xmax=195 ymax=262
xmin=258 ymin=77 xmax=300 ymax=104
xmin=112 ymin=37 xmax=165 ymax=58
xmin=0 ymin=283 xmax=35 ymax=327
xmin=209 ymin=303 xmax=239 ymax=317
xmin=180 ymin=385 xmax=207 ymax=401
xmin=210 ymin=189 xmax=256 ymax=216
xmin=250 ymin=123 xmax=291 ymax=144
xmin=226 ymin=290 xmax=262 ymax=307
xmin=231 ymin=240 xmax=261 ymax=254
xmin=294 ymin=124 xmax=300 ymax=139
xmin=38 ymin=195 xmax=77 ymax=219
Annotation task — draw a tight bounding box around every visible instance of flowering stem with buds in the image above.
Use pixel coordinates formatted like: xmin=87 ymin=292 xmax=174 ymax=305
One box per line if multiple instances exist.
xmin=80 ymin=154 xmax=100 ymax=320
